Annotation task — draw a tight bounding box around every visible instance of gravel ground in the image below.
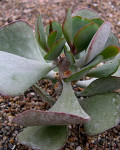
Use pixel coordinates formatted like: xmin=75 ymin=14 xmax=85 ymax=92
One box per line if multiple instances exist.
xmin=0 ymin=0 xmax=120 ymax=150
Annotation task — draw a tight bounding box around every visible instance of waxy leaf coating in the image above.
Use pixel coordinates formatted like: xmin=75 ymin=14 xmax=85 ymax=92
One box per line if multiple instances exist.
xmin=83 ymin=22 xmax=111 ymax=65
xmin=87 ymin=61 xmax=120 ymax=78
xmin=35 ymin=14 xmax=49 ymax=52
xmin=80 ymin=93 xmax=120 ymax=135
xmin=66 ymin=55 xmax=103 ymax=82
xmin=17 ymin=125 xmax=68 ymax=150
xmin=72 ymin=8 xmax=101 ymax=19
xmin=79 ymin=76 xmax=120 ymax=96
xmin=0 ymin=51 xmax=53 ymax=96
xmin=74 ymin=22 xmax=99 ymax=53
xmin=44 ymin=38 xmax=66 ymax=60
xmin=0 ymin=21 xmax=45 ymax=62
xmin=13 ymin=82 xmax=90 ymax=126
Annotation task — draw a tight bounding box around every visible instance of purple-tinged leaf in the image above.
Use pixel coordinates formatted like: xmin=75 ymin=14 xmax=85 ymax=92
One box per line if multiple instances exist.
xmin=47 ymin=31 xmax=57 ymax=48
xmin=46 ymin=21 xmax=62 ymax=42
xmin=35 ymin=14 xmax=49 ymax=52
xmin=87 ymin=61 xmax=120 ymax=78
xmin=0 ymin=51 xmax=53 ymax=96
xmin=72 ymin=16 xmax=92 ymax=38
xmin=72 ymin=8 xmax=102 ymax=19
xmin=62 ymin=8 xmax=73 ymax=47
xmin=13 ymin=82 xmax=90 ymax=126
xmin=44 ymin=38 xmax=66 ymax=60
xmin=91 ymin=18 xmax=104 ymax=26
xmin=65 ymin=55 xmax=103 ymax=82
xmin=80 ymin=93 xmax=120 ymax=135
xmin=100 ymin=45 xmax=120 ymax=60
xmin=74 ymin=22 xmax=99 ymax=53
xmin=0 ymin=21 xmax=45 ymax=62
xmin=83 ymin=22 xmax=111 ymax=65
xmin=17 ymin=125 xmax=68 ymax=150
xmin=78 ymin=76 xmax=120 ymax=96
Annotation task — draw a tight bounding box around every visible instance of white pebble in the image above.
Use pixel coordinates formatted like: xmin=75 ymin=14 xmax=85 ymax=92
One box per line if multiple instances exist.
xmin=76 ymin=146 xmax=81 ymax=150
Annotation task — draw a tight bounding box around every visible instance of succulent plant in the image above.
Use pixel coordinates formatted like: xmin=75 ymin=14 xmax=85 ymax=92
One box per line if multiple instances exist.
xmin=0 ymin=7 xmax=120 ymax=150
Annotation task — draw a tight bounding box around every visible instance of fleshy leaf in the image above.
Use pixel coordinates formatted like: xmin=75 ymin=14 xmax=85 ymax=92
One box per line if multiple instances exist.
xmin=35 ymin=14 xmax=49 ymax=52
xmin=91 ymin=18 xmax=104 ymax=26
xmin=13 ymin=82 xmax=90 ymax=126
xmin=74 ymin=23 xmax=99 ymax=53
xmin=103 ymin=32 xmax=120 ymax=49
xmin=62 ymin=8 xmax=73 ymax=46
xmin=17 ymin=125 xmax=68 ymax=150
xmin=78 ymin=76 xmax=120 ymax=96
xmin=72 ymin=16 xmax=92 ymax=38
xmin=100 ymin=45 xmax=120 ymax=60
xmin=72 ymin=8 xmax=101 ymax=19
xmin=0 ymin=21 xmax=45 ymax=62
xmin=44 ymin=38 xmax=66 ymax=60
xmin=0 ymin=51 xmax=53 ymax=96
xmin=80 ymin=93 xmax=120 ymax=135
xmin=113 ymin=53 xmax=120 ymax=76
xmin=47 ymin=31 xmax=57 ymax=48
xmin=65 ymin=55 xmax=103 ymax=82
xmin=83 ymin=22 xmax=111 ymax=65
xmin=87 ymin=60 xmax=120 ymax=78
xmin=46 ymin=21 xmax=62 ymax=42
xmin=64 ymin=46 xmax=75 ymax=64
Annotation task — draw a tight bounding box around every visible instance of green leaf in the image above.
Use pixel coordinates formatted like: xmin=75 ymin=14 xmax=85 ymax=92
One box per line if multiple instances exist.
xmin=113 ymin=53 xmax=120 ymax=76
xmin=47 ymin=31 xmax=57 ymax=48
xmin=35 ymin=14 xmax=49 ymax=52
xmin=80 ymin=93 xmax=120 ymax=135
xmin=83 ymin=22 xmax=111 ymax=65
xmin=46 ymin=21 xmax=62 ymax=42
xmin=17 ymin=125 xmax=68 ymax=150
xmin=72 ymin=16 xmax=92 ymax=38
xmin=0 ymin=21 xmax=45 ymax=62
xmin=44 ymin=38 xmax=66 ymax=60
xmin=87 ymin=61 xmax=120 ymax=78
xmin=100 ymin=45 xmax=120 ymax=60
xmin=72 ymin=8 xmax=101 ymax=19
xmin=104 ymin=32 xmax=120 ymax=49
xmin=79 ymin=76 xmax=120 ymax=96
xmin=65 ymin=55 xmax=103 ymax=82
xmin=74 ymin=23 xmax=99 ymax=53
xmin=0 ymin=51 xmax=53 ymax=96
xmin=91 ymin=18 xmax=104 ymax=26
xmin=13 ymin=82 xmax=90 ymax=126
xmin=64 ymin=46 xmax=75 ymax=64
xmin=62 ymin=8 xmax=73 ymax=46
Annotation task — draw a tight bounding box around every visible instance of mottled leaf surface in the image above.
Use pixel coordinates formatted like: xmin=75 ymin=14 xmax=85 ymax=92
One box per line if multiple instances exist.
xmin=13 ymin=82 xmax=90 ymax=126
xmin=87 ymin=61 xmax=120 ymax=78
xmin=44 ymin=38 xmax=66 ymax=60
xmin=83 ymin=22 xmax=111 ymax=65
xmin=17 ymin=125 xmax=68 ymax=150
xmin=80 ymin=93 xmax=120 ymax=135
xmin=66 ymin=55 xmax=103 ymax=82
xmin=79 ymin=76 xmax=120 ymax=96
xmin=0 ymin=51 xmax=53 ymax=96
xmin=35 ymin=14 xmax=49 ymax=52
xmin=72 ymin=8 xmax=101 ymax=19
xmin=0 ymin=21 xmax=45 ymax=62
xmin=74 ymin=23 xmax=99 ymax=53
